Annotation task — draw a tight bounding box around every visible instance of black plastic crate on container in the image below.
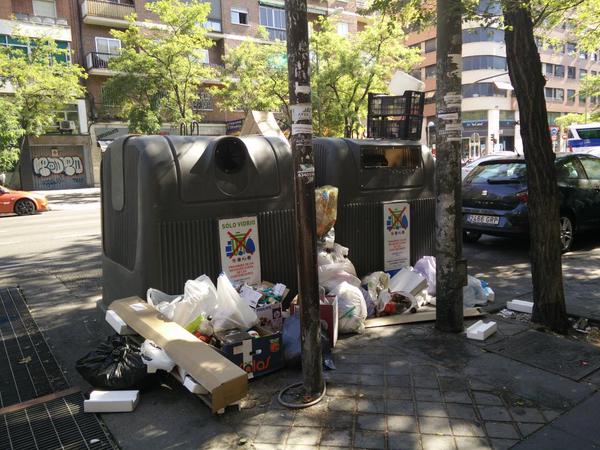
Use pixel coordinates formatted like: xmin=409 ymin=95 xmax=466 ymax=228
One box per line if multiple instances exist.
xmin=101 ymin=135 xmax=297 ymax=309
xmin=313 ymin=138 xmax=435 ymax=277
xmin=367 ymin=91 xmax=425 ymax=140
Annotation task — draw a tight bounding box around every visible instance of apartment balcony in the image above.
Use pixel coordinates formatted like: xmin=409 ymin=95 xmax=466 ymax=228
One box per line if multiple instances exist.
xmin=81 ymin=0 xmax=136 ymax=28
xmin=86 ymin=52 xmax=118 ymax=76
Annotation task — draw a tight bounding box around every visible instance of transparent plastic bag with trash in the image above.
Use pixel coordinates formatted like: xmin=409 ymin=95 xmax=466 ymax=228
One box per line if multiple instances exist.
xmin=315 ymin=185 xmax=339 ymax=239
xmin=331 ymin=281 xmax=368 ymax=334
xmin=147 ymin=273 xmax=257 ymax=333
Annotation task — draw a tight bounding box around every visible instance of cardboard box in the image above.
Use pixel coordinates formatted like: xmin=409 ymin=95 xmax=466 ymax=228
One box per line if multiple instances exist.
xmin=255 ymin=302 xmax=283 ymax=331
xmin=216 ymin=328 xmax=283 ymax=379
xmin=109 ymin=297 xmax=248 ymax=413
xmin=290 ymin=295 xmax=339 ymax=347
xmin=84 ymin=390 xmax=139 ymax=413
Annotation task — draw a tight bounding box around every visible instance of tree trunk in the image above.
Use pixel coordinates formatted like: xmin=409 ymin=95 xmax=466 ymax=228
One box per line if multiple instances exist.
xmin=285 ymin=0 xmax=324 ymax=398
xmin=503 ymin=5 xmax=569 ymax=333
xmin=435 ymin=0 xmax=465 ymax=333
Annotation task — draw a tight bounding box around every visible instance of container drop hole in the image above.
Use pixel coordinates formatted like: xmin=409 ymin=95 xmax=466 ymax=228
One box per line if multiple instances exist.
xmin=215 ymin=137 xmax=247 ymax=174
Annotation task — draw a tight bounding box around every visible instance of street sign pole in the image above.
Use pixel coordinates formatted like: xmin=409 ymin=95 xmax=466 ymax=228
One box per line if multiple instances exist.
xmin=285 ymin=0 xmax=324 ymax=399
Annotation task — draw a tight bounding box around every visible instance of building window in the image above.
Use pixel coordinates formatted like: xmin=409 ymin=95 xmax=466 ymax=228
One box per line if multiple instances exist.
xmin=593 ymin=71 xmax=598 ymax=77
xmin=567 ymin=89 xmax=577 ymax=103
xmin=0 ymin=34 xmax=70 ymax=62
xmin=566 ymin=42 xmax=577 ymax=55
xmin=409 ymin=43 xmax=421 ymax=51
xmin=462 ymin=82 xmax=506 ymax=98
xmin=580 ymin=92 xmax=587 ymax=104
xmin=592 ymin=52 xmax=599 ymax=62
xmin=579 ymin=50 xmax=588 ymax=60
xmin=545 ymin=87 xmax=564 ymax=102
xmin=544 ymin=63 xmax=564 ymax=78
xmin=337 ymin=22 xmax=349 ymax=36
xmin=48 ymin=103 xmax=79 ymax=133
xmin=424 ymin=38 xmax=436 ymax=53
xmin=462 ymin=110 xmax=487 ymax=121
xmin=230 ymin=8 xmax=248 ymax=25
xmin=463 ymin=55 xmax=507 ymax=71
xmin=409 ymin=69 xmax=421 ymax=80
xmin=259 ymin=6 xmax=286 ymax=41
xmin=499 ymin=110 xmax=514 ymax=120
xmin=425 ymin=64 xmax=435 ymax=78
xmin=580 ymin=69 xmax=588 ymax=79
xmin=567 ymin=66 xmax=576 ymax=79
xmin=462 ymin=27 xmax=504 ymax=43
xmin=95 ymin=37 xmax=121 ymax=56
xmin=200 ymin=49 xmax=210 ymax=64
xmin=193 ymin=91 xmax=214 ymax=111
xmin=33 ymin=0 xmax=56 ymax=18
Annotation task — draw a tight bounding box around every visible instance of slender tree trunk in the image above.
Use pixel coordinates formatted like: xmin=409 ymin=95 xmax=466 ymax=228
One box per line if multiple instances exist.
xmin=503 ymin=5 xmax=569 ymax=333
xmin=285 ymin=0 xmax=324 ymax=398
xmin=435 ymin=0 xmax=465 ymax=333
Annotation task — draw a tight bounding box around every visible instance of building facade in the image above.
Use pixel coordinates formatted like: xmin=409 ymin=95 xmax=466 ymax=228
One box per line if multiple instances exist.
xmin=77 ymin=0 xmax=369 ymax=173
xmin=406 ymin=20 xmax=600 ymax=157
xmin=0 ymin=0 xmax=93 ymax=190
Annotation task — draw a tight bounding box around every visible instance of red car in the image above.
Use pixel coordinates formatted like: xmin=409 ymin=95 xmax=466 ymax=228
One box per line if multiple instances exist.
xmin=0 ymin=186 xmax=49 ymax=215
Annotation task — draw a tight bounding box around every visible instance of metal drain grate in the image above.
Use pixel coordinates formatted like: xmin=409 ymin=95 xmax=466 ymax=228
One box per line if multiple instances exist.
xmin=1 ymin=287 xmax=118 ymax=449
xmin=1 ymin=392 xmax=116 ymax=450
xmin=0 ymin=287 xmax=69 ymax=408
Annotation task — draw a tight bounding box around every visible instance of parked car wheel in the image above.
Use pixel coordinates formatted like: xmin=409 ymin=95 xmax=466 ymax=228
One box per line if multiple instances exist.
xmin=14 ymin=198 xmax=36 ymax=216
xmin=463 ymin=230 xmax=482 ymax=243
xmin=559 ymin=215 xmax=574 ymax=253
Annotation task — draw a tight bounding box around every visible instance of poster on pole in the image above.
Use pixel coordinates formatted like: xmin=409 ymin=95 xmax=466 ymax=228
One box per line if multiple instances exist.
xmin=383 ymin=201 xmax=411 ymax=271
xmin=219 ymin=216 xmax=261 ymax=285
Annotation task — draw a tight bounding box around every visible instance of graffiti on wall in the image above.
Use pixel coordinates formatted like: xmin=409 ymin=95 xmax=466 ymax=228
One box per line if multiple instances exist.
xmin=33 ymin=156 xmax=84 ymax=177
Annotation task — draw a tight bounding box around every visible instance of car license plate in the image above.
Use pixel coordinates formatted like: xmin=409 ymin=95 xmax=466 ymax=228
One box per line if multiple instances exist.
xmin=466 ymin=214 xmax=500 ymax=225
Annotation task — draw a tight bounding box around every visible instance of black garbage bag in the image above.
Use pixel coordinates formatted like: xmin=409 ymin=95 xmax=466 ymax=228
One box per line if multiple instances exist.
xmin=76 ymin=335 xmax=154 ymax=390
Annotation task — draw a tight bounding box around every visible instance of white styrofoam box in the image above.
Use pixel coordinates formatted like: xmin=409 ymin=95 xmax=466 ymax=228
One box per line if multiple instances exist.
xmin=507 ymin=299 xmax=533 ymax=314
xmin=105 ymin=310 xmax=136 ymax=335
xmin=84 ymin=390 xmax=139 ymax=413
xmin=466 ymin=320 xmax=498 ymax=341
xmin=183 ymin=375 xmax=209 ymax=395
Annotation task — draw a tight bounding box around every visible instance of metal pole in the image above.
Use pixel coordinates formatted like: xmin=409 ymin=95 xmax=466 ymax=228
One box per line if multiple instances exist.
xmin=285 ymin=0 xmax=324 ymax=398
xmin=435 ymin=0 xmax=466 ymax=333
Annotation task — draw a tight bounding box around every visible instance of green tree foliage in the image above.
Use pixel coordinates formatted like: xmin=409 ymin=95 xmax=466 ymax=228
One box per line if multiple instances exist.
xmin=215 ymin=19 xmax=420 ymax=136
xmin=311 ymin=17 xmax=420 ymax=137
xmin=213 ymin=28 xmax=289 ymax=125
xmin=103 ymin=0 xmax=216 ymax=133
xmin=0 ymin=98 xmax=24 ymax=173
xmin=0 ymin=36 xmax=85 ymax=171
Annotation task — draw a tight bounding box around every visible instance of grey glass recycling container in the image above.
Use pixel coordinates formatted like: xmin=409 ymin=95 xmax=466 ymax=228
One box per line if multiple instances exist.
xmin=101 ymin=135 xmax=296 ymax=308
xmin=313 ymin=138 xmax=435 ymax=277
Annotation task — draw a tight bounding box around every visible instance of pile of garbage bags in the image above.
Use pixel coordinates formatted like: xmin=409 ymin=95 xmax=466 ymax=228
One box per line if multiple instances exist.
xmin=314 ymin=185 xmax=495 ymax=336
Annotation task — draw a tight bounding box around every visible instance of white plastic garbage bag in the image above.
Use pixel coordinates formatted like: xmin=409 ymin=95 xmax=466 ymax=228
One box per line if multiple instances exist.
xmin=414 ymin=256 xmax=437 ymax=296
xmin=362 ymin=271 xmax=390 ymax=312
xmin=214 ymin=273 xmax=258 ymax=331
xmin=463 ymin=275 xmax=488 ymax=307
xmin=147 ymin=288 xmax=182 ymax=320
xmin=179 ymin=275 xmax=219 ymax=327
xmin=319 ymin=263 xmax=361 ymax=292
xmin=140 ymin=340 xmax=176 ymax=373
xmin=331 ymin=281 xmax=368 ymax=334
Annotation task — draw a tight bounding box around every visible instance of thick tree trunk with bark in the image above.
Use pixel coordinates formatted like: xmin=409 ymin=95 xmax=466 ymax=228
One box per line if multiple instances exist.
xmin=504 ymin=6 xmax=569 ymax=333
xmin=435 ymin=0 xmax=465 ymax=333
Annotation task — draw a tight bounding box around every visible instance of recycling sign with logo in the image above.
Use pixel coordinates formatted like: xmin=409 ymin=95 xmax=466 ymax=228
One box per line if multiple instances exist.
xmin=219 ymin=216 xmax=261 ymax=285
xmin=383 ymin=201 xmax=411 ymax=271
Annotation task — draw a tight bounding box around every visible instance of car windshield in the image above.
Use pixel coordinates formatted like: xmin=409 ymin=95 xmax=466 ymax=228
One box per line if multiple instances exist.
xmin=465 ymin=161 xmax=527 ymax=184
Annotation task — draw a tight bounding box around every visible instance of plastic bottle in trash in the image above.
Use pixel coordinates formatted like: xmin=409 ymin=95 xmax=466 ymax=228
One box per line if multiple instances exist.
xmin=194 ymin=316 xmax=214 ymax=343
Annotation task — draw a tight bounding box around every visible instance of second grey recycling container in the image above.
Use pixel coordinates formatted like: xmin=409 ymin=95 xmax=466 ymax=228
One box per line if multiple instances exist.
xmin=101 ymin=135 xmax=296 ymax=308
xmin=314 ymin=138 xmax=435 ymax=277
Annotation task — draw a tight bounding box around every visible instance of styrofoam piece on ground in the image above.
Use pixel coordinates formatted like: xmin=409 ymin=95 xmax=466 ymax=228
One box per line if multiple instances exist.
xmin=105 ymin=310 xmax=136 ymax=335
xmin=84 ymin=390 xmax=139 ymax=413
xmin=466 ymin=320 xmax=498 ymax=341
xmin=183 ymin=375 xmax=209 ymax=395
xmin=389 ymin=268 xmax=427 ymax=296
xmin=507 ymin=299 xmax=533 ymax=314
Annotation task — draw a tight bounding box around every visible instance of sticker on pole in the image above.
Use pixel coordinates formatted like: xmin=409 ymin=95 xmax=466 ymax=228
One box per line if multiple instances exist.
xmin=219 ymin=216 xmax=261 ymax=285
xmin=383 ymin=201 xmax=410 ymax=271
